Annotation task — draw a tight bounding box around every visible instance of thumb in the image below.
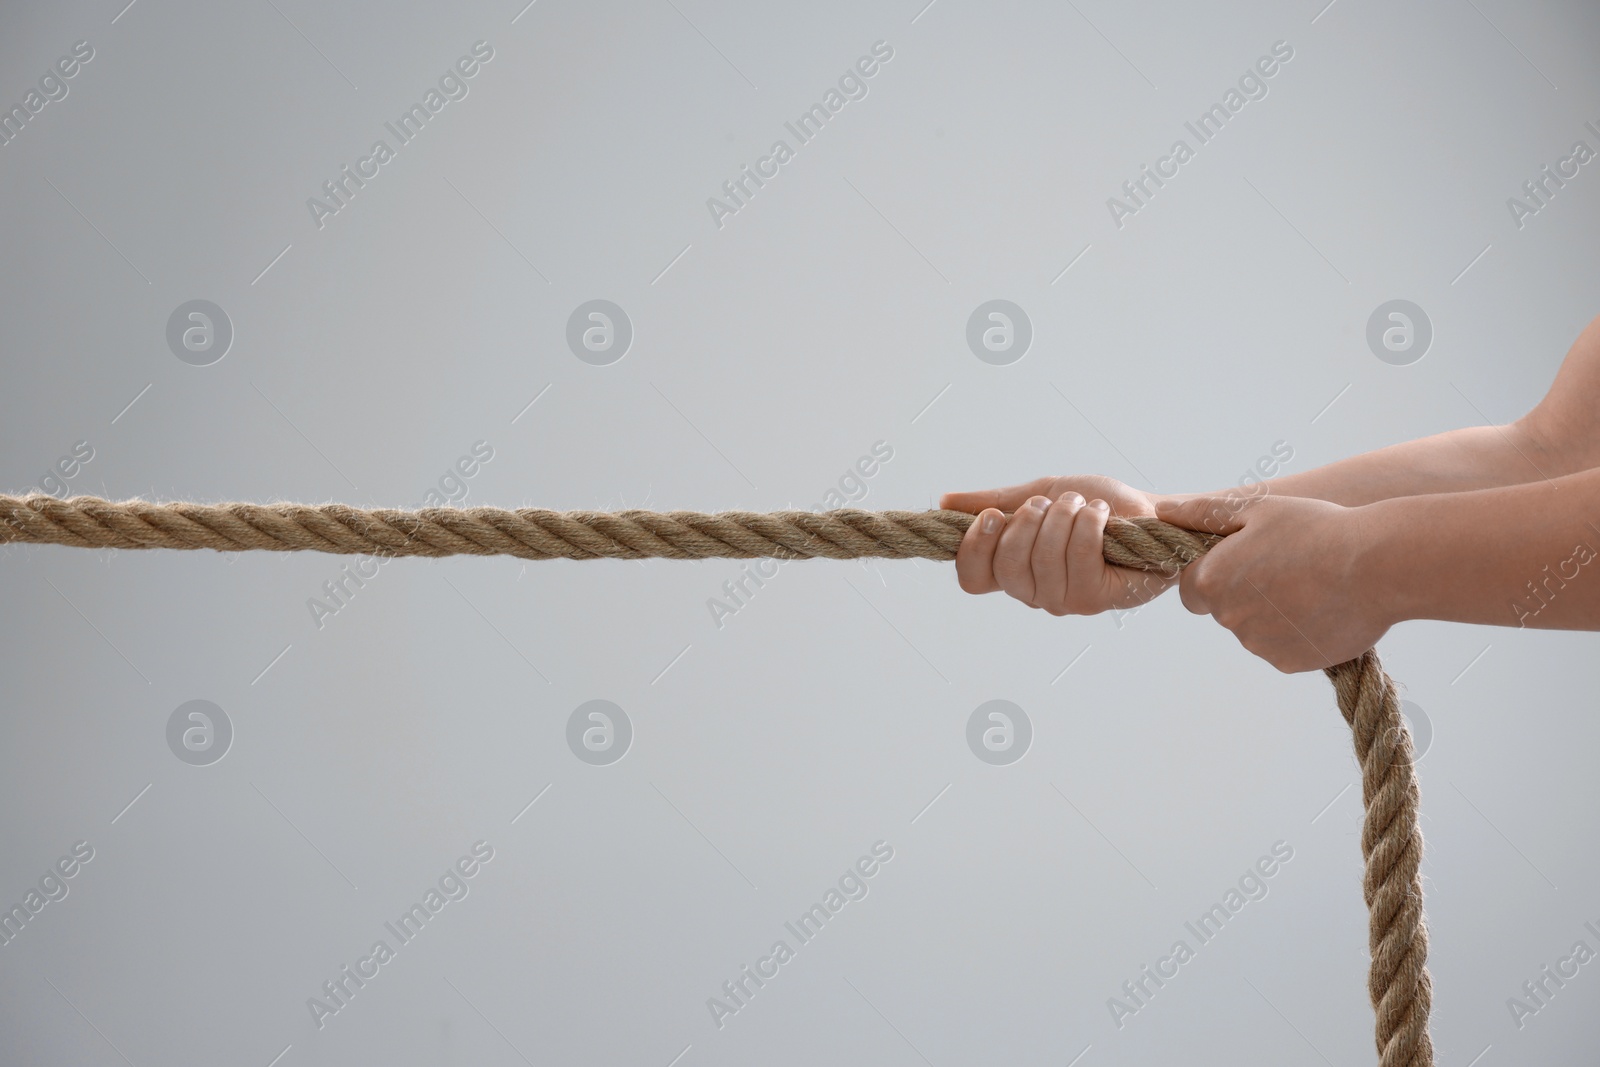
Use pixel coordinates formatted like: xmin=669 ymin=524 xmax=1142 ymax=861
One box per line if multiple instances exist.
xmin=1154 ymin=492 xmax=1257 ymax=537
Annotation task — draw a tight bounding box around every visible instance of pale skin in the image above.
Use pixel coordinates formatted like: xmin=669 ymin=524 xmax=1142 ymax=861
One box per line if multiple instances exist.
xmin=941 ymin=315 xmax=1600 ymax=673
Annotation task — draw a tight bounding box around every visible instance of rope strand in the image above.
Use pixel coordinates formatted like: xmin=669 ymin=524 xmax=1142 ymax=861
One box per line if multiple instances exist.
xmin=0 ymin=492 xmax=1432 ymax=1064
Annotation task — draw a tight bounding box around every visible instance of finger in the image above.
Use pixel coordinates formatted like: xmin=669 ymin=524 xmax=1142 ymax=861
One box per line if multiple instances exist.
xmin=1062 ymin=497 xmax=1111 ymax=613
xmin=953 ymin=508 xmax=1006 ymax=594
xmin=939 ymin=477 xmax=1055 ymax=515
xmin=1030 ymin=492 xmax=1085 ymax=614
xmin=993 ymin=495 xmax=1051 ymax=606
xmin=1177 ymin=555 xmax=1213 ymax=616
xmin=1155 ymin=493 xmax=1253 ymax=537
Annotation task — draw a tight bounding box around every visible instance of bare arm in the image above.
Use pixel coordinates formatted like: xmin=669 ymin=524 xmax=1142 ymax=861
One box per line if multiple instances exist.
xmin=941 ymin=315 xmax=1600 ymax=669
xmin=1177 ymin=315 xmax=1600 ymax=508
xmin=1364 ymin=465 xmax=1600 ymax=631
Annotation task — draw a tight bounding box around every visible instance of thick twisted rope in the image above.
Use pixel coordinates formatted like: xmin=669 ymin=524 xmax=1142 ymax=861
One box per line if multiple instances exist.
xmin=0 ymin=493 xmax=1431 ymax=1064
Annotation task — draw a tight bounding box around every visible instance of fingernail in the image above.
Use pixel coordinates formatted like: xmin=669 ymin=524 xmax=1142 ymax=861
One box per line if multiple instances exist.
xmin=1063 ymin=492 xmax=1085 ymax=507
xmin=1089 ymin=499 xmax=1109 ymax=511
xmin=1027 ymin=495 xmax=1052 ymax=513
xmin=981 ymin=511 xmax=1001 ymax=534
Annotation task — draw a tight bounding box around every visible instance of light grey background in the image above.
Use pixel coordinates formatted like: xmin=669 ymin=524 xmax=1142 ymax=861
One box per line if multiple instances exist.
xmin=2 ymin=1 xmax=1598 ymax=1064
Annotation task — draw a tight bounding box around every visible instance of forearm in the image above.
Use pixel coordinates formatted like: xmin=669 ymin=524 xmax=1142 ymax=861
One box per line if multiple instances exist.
xmin=1360 ymin=467 xmax=1600 ymax=630
xmin=1259 ymin=422 xmax=1565 ymax=506
xmin=1163 ymin=421 xmax=1567 ymax=511
xmin=1173 ymin=314 xmax=1600 ymax=509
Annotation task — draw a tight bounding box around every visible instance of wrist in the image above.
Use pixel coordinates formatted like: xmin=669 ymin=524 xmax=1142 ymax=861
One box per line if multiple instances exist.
xmin=1349 ymin=495 xmax=1426 ymax=627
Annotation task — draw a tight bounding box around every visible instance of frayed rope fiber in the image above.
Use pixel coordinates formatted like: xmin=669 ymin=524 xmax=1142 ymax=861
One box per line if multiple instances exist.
xmin=0 ymin=493 xmax=1433 ymax=1066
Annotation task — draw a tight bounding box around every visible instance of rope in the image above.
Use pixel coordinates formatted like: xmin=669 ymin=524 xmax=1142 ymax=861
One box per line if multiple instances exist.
xmin=0 ymin=493 xmax=1432 ymax=1064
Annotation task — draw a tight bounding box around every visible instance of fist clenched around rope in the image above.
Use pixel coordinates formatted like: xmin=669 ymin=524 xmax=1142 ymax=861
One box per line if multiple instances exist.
xmin=1154 ymin=492 xmax=1392 ymax=672
xmin=941 ymin=476 xmax=1393 ymax=673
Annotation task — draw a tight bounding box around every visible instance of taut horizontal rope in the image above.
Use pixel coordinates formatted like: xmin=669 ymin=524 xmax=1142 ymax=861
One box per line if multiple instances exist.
xmin=0 ymin=494 xmax=1222 ymax=565
xmin=0 ymin=492 xmax=1431 ymax=1064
